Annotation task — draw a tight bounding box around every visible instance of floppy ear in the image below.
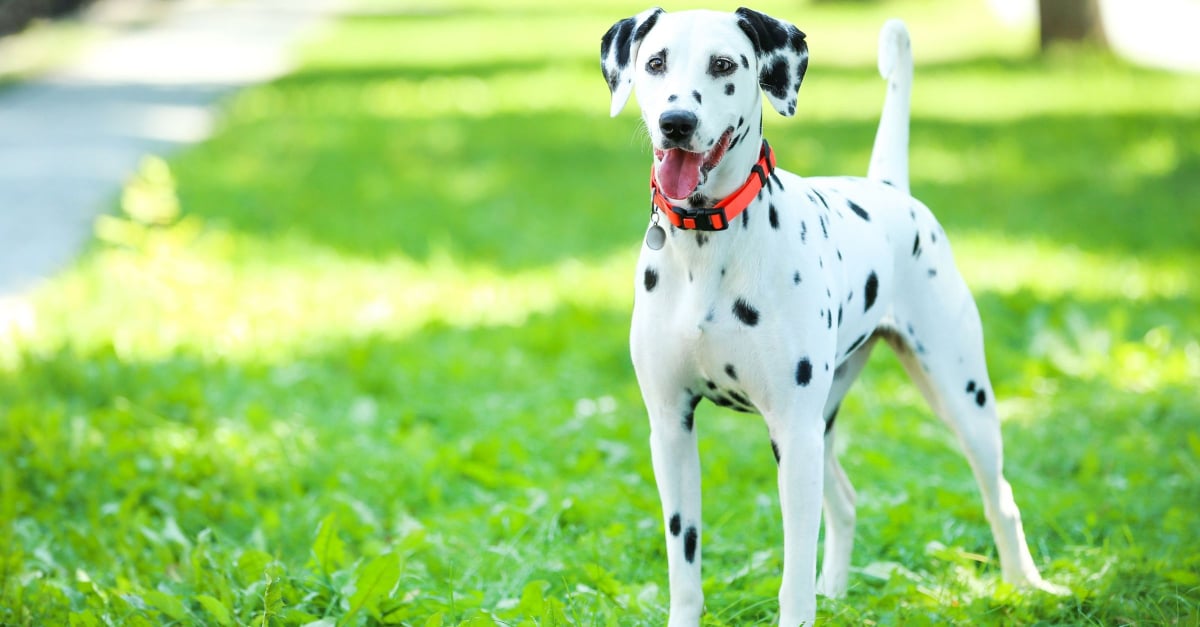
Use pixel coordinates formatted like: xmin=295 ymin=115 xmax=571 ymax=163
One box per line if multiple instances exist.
xmin=600 ymin=7 xmax=664 ymax=117
xmin=735 ymin=7 xmax=808 ymax=117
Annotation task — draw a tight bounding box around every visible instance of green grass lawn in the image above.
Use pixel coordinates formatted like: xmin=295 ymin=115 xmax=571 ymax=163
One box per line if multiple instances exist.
xmin=3 ymin=0 xmax=1199 ymax=624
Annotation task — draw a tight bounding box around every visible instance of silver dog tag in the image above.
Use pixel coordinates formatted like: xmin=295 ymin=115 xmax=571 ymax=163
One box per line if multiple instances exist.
xmin=645 ymin=224 xmax=666 ymax=250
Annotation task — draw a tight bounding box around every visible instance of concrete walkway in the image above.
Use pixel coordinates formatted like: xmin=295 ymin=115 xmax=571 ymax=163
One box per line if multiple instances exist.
xmin=0 ymin=0 xmax=340 ymax=297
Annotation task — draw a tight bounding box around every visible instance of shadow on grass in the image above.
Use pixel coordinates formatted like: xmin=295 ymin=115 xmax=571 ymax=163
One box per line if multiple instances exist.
xmin=170 ymin=90 xmax=1199 ymax=269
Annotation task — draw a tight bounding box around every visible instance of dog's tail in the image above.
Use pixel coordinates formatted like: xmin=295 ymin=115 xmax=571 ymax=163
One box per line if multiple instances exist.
xmin=867 ymin=19 xmax=912 ymax=195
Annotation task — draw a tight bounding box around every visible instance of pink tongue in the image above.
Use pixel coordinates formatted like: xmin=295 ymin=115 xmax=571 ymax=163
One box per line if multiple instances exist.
xmin=657 ymin=148 xmax=704 ymax=199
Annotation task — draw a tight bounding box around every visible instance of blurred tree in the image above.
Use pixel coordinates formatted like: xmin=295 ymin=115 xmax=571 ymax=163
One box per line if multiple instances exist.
xmin=0 ymin=0 xmax=98 ymax=37
xmin=1038 ymin=0 xmax=1108 ymax=50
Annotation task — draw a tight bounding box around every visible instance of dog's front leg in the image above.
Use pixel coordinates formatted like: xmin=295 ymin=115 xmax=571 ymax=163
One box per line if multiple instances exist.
xmin=645 ymin=392 xmax=705 ymax=626
xmin=770 ymin=409 xmax=826 ymax=626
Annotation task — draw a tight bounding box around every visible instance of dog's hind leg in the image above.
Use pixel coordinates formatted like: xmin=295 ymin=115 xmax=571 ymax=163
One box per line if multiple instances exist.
xmin=885 ymin=270 xmax=1067 ymax=594
xmin=814 ymin=339 xmax=878 ymax=598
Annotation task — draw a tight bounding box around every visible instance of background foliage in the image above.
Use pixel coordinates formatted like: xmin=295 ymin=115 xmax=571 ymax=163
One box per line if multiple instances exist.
xmin=1 ymin=0 xmax=1198 ymax=624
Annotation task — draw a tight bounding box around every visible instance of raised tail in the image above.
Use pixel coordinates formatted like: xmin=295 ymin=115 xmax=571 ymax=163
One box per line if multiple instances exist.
xmin=866 ymin=19 xmax=912 ymax=194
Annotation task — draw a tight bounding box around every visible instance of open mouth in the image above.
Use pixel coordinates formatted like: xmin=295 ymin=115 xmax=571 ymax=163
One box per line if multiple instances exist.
xmin=653 ymin=127 xmax=735 ymax=200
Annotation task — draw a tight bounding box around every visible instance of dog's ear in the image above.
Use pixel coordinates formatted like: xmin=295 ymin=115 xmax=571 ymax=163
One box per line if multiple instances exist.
xmin=600 ymin=7 xmax=664 ymax=117
xmin=735 ymin=7 xmax=808 ymax=117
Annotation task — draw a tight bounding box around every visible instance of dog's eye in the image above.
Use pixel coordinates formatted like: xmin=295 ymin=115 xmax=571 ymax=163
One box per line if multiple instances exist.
xmin=646 ymin=56 xmax=666 ymax=73
xmin=711 ymin=57 xmax=736 ymax=75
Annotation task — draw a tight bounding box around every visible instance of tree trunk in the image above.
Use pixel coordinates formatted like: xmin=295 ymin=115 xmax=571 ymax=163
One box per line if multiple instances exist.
xmin=1038 ymin=0 xmax=1108 ymax=51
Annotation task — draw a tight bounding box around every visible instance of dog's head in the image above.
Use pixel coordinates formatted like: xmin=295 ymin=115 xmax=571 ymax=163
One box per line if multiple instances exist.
xmin=601 ymin=7 xmax=807 ymax=201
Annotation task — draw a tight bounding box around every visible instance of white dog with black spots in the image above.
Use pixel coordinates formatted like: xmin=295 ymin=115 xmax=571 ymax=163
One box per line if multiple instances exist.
xmin=600 ymin=7 xmax=1066 ymax=626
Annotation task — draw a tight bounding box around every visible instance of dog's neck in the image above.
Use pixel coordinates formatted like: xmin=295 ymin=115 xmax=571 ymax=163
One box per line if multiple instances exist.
xmin=657 ymin=123 xmax=777 ymax=278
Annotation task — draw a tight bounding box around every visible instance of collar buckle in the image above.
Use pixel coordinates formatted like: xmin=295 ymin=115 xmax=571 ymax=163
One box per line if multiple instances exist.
xmin=668 ymin=205 xmax=730 ymax=231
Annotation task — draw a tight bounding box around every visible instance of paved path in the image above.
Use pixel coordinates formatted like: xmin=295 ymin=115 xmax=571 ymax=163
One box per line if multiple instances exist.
xmin=0 ymin=0 xmax=340 ymax=297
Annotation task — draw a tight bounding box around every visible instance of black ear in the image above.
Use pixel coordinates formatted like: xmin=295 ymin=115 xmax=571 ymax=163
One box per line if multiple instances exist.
xmin=600 ymin=8 xmax=665 ymax=117
xmin=735 ymin=7 xmax=808 ymax=116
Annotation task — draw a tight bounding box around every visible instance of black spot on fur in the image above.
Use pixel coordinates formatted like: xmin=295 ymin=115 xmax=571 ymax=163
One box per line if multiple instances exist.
xmin=845 ymin=333 xmax=868 ymax=355
xmin=800 ymin=220 xmax=807 ymax=242
xmin=827 ymin=309 xmax=832 ymax=329
xmin=793 ymin=271 xmax=801 ymax=285
xmin=740 ymin=54 xmax=750 ymax=69
xmin=683 ymin=527 xmax=698 ymax=563
xmin=864 ymin=272 xmax=879 ymax=311
xmin=770 ymin=439 xmax=780 ymax=464
xmin=602 ymin=18 xmax=634 ymax=70
xmin=692 ymin=90 xmax=702 ymax=104
xmin=706 ymin=380 xmax=717 ymax=390
xmin=976 ymin=389 xmax=987 ymax=407
xmin=819 ymin=215 xmax=828 ymax=239
xmin=729 ymin=390 xmax=751 ymax=406
xmin=966 ymin=380 xmax=976 ymax=393
xmin=633 ymin=10 xmax=661 ymax=46
xmin=761 ymin=57 xmax=791 ymax=101
xmin=688 ymin=270 xmax=693 ymax=283
xmin=836 ymin=249 xmax=843 ymax=262
xmin=668 ymin=94 xmax=678 ymax=102
xmin=928 ymin=268 xmax=938 ymax=278
xmin=733 ymin=299 xmax=759 ymax=326
xmin=811 ymin=189 xmax=829 ymax=208
xmin=824 ymin=404 xmax=840 ymax=434
xmin=683 ymin=394 xmax=700 ymax=431
xmin=669 ymin=513 xmax=681 ymax=536
xmin=737 ymin=116 xmax=745 ymax=128
xmin=736 ymin=7 xmax=805 ymax=56
xmin=837 ymin=305 xmax=842 ymax=326
xmin=725 ymin=83 xmax=735 ymax=96
xmin=725 ymin=363 xmax=738 ymax=380
xmin=695 ymin=233 xmax=707 ymax=247
xmin=742 ymin=208 xmax=750 ymax=228
xmin=787 ymin=101 xmax=796 ymax=116
xmin=931 ymin=230 xmax=938 ymax=243
xmin=882 ymin=179 xmax=895 ymax=187
xmin=795 ymin=358 xmax=813 ymax=386
xmin=769 ymin=205 xmax=779 ymax=229
xmin=770 ymin=171 xmax=784 ymax=190
xmin=847 ymin=199 xmax=870 ymax=221
xmin=912 ymin=233 xmax=921 ymax=257
xmin=644 ymin=267 xmax=658 ymax=292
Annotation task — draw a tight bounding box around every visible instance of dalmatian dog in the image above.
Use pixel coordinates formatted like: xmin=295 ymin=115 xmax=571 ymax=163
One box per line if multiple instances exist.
xmin=600 ymin=7 xmax=1065 ymax=626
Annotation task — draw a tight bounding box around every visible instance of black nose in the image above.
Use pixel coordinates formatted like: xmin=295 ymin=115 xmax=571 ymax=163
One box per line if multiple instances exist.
xmin=659 ymin=110 xmax=697 ymax=143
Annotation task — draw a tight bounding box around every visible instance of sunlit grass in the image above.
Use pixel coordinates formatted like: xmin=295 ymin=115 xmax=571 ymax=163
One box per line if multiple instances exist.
xmin=6 ymin=174 xmax=1192 ymax=369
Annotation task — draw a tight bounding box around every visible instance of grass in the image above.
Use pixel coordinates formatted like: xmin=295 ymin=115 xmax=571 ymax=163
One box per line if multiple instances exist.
xmin=2 ymin=0 xmax=1199 ymax=624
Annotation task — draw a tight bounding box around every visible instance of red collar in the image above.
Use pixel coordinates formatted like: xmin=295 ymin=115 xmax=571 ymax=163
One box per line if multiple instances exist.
xmin=650 ymin=140 xmax=776 ymax=231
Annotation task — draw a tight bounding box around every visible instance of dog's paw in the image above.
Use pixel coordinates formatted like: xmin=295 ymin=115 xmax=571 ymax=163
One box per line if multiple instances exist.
xmin=815 ymin=574 xmax=847 ymax=599
xmin=1010 ymin=574 xmax=1071 ymax=596
xmin=1031 ymin=578 xmax=1071 ymax=596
